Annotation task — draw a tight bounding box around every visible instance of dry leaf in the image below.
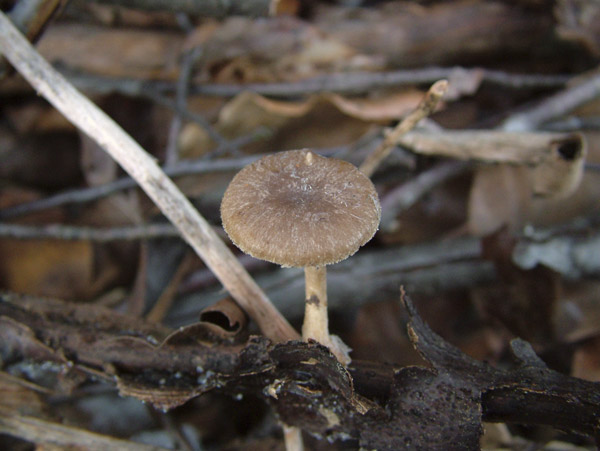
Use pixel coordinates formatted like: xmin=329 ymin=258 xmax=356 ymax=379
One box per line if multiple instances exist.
xmin=398 ymin=131 xmax=587 ymax=199
xmin=217 ymin=91 xmax=370 ymax=151
xmin=467 ymin=165 xmax=532 ymax=236
xmin=270 ymin=0 xmax=300 ymax=16
xmin=215 ymin=90 xmax=428 ymax=152
xmin=198 ymin=298 xmax=248 ymax=343
xmin=326 ymin=91 xmax=424 ymax=121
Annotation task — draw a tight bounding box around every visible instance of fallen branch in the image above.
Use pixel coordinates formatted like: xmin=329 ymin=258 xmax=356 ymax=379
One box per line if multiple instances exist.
xmin=1 ymin=292 xmax=598 ymax=448
xmin=0 ymin=11 xmax=298 ymax=342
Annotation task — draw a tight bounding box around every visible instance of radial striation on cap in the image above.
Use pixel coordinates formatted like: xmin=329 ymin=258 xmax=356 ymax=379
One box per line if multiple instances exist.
xmin=221 ymin=149 xmax=381 ymax=267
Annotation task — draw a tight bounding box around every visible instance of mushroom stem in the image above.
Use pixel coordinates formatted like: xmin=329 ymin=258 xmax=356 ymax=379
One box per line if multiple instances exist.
xmin=302 ymin=266 xmax=351 ymax=364
xmin=283 ymin=424 xmax=304 ymax=451
xmin=302 ymin=266 xmax=329 ymax=344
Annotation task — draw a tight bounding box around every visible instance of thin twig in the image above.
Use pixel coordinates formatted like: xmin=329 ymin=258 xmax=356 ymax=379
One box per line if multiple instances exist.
xmin=63 ymin=66 xmax=571 ymax=99
xmin=502 ymin=71 xmax=600 ymax=131
xmin=0 ymin=12 xmax=298 ymax=342
xmin=359 ymin=80 xmax=448 ymax=177
xmin=0 ymin=222 xmax=181 ymax=241
xmin=86 ymin=0 xmax=275 ymax=17
xmin=146 ymin=252 xmax=196 ymax=323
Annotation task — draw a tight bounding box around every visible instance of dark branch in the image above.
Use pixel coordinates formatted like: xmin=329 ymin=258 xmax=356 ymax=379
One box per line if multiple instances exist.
xmin=1 ymin=292 xmax=598 ymax=448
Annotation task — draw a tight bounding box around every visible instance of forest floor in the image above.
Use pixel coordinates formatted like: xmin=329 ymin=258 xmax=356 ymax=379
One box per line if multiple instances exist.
xmin=1 ymin=0 xmax=600 ymax=449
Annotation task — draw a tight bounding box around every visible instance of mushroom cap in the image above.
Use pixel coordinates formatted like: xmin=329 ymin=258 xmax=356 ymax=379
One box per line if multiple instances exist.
xmin=221 ymin=149 xmax=381 ymax=267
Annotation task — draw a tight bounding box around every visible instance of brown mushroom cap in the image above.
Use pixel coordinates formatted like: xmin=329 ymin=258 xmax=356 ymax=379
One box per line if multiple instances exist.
xmin=221 ymin=149 xmax=381 ymax=267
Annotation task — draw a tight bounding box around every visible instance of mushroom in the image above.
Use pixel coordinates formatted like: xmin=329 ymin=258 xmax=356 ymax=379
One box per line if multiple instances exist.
xmin=221 ymin=149 xmax=380 ymax=363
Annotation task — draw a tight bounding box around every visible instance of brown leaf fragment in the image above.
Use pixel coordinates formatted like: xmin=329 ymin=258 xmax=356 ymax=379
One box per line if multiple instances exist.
xmin=161 ymin=298 xmax=248 ymax=348
xmin=326 ymin=91 xmax=426 ymax=121
xmin=467 ymin=165 xmax=532 ymax=236
xmin=189 ymin=16 xmax=357 ymax=84
xmin=398 ymin=131 xmax=587 ymax=203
